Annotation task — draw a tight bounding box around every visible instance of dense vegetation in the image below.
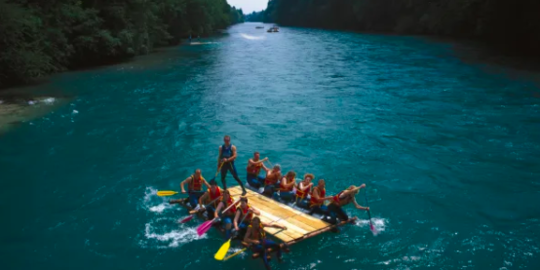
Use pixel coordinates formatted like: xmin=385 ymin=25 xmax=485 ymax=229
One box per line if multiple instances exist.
xmin=245 ymin=10 xmax=268 ymax=22
xmin=0 ymin=0 xmax=244 ymax=88
xmin=260 ymin=0 xmax=540 ymax=57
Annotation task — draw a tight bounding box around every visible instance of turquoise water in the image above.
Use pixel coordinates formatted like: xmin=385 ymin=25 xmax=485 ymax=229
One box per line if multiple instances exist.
xmin=2 ymin=23 xmax=540 ymax=269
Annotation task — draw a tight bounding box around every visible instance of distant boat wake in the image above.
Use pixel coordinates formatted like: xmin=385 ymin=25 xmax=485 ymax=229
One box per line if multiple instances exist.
xmin=190 ymin=42 xmax=215 ymax=45
xmin=239 ymin=33 xmax=265 ymax=40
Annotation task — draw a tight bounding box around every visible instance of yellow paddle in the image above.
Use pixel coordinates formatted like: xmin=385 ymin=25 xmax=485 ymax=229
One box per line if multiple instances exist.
xmin=223 ymin=247 xmax=247 ymax=261
xmin=158 ymin=164 xmax=224 ymax=197
xmin=214 ymin=209 xmax=252 ymax=260
xmin=157 ymin=191 xmax=178 ymax=197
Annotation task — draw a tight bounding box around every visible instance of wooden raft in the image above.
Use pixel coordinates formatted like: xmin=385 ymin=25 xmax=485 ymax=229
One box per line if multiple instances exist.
xmin=228 ymin=186 xmax=332 ymax=243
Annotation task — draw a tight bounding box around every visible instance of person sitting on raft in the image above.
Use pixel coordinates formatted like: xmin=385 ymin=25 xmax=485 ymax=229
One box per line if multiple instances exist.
xmin=214 ymin=190 xmax=239 ymax=238
xmin=246 ymin=152 xmax=269 ymax=189
xmin=273 ymin=171 xmax=296 ymax=202
xmin=244 ymin=217 xmax=288 ymax=263
xmin=169 ymin=169 xmax=210 ymax=208
xmin=234 ymin=196 xmax=261 ymax=235
xmin=261 ymin=164 xmax=282 ymax=198
xmin=295 ymin=173 xmax=314 ymax=209
xmin=325 ymin=184 xmax=369 ymax=224
xmin=197 ymin=180 xmax=222 ymax=219
xmin=308 ymin=179 xmax=333 ymax=216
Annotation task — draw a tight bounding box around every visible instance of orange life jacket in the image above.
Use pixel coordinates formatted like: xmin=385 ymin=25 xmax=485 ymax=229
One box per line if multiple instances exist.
xmin=295 ymin=181 xmax=311 ymax=199
xmin=332 ymin=190 xmax=353 ymax=206
xmin=248 ymin=223 xmax=266 ymax=240
xmin=279 ymin=177 xmax=295 ymax=192
xmin=265 ymin=172 xmax=279 ymax=186
xmin=188 ymin=175 xmax=205 ymax=191
xmin=247 ymin=161 xmax=262 ymax=175
xmin=310 ymin=187 xmax=326 ymax=207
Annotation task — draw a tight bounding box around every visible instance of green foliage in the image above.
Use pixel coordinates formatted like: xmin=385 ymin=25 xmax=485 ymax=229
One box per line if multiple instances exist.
xmin=0 ymin=0 xmax=244 ymax=88
xmin=263 ymin=0 xmax=540 ymax=56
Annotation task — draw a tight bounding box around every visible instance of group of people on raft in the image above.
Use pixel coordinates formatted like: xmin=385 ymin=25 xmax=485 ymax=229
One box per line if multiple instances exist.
xmin=169 ymin=135 xmax=370 ymax=262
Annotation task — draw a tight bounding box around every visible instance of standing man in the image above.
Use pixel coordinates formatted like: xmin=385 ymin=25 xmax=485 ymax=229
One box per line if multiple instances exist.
xmin=218 ymin=135 xmax=247 ymax=195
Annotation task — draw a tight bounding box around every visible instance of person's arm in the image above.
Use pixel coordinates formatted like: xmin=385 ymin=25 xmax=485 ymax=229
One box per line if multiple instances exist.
xmin=251 ymin=207 xmax=261 ymax=216
xmin=215 ymin=202 xmax=224 ymax=218
xmin=198 ymin=192 xmax=208 ymax=207
xmin=227 ymin=145 xmax=238 ymax=162
xmin=234 ymin=211 xmax=241 ymax=230
xmin=285 ymin=180 xmax=296 ymax=188
xmin=352 ymin=196 xmax=369 ymax=211
xmin=180 ymin=177 xmax=191 ymax=193
xmin=202 ymin=179 xmax=211 ymax=189
xmin=261 ymin=162 xmax=269 ymax=171
xmin=243 ymin=227 xmax=259 ymax=245
xmin=312 ymin=188 xmax=320 ymax=199
xmin=262 ymin=222 xmax=287 ymax=230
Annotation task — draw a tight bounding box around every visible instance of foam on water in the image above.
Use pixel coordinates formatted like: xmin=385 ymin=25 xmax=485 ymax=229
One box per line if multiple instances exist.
xmin=142 ymin=187 xmax=174 ymax=213
xmin=240 ymin=33 xmax=265 ymax=40
xmin=141 ymin=221 xmax=205 ymax=248
xmin=355 ymin=217 xmax=387 ymax=234
xmin=41 ymin=97 xmax=56 ymax=104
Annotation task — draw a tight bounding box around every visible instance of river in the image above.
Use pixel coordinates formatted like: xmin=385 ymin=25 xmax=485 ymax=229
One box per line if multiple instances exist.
xmin=1 ymin=23 xmax=539 ymax=269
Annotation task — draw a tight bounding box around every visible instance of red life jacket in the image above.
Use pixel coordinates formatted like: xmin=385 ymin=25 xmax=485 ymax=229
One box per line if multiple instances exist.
xmin=241 ymin=205 xmax=253 ymax=221
xmin=310 ymin=187 xmax=326 ymax=207
xmin=209 ymin=187 xmax=222 ymax=206
xmin=222 ymin=196 xmax=236 ymax=215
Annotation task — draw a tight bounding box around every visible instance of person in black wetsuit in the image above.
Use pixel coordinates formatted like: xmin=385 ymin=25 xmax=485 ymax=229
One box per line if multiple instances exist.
xmin=218 ymin=135 xmax=247 ymax=195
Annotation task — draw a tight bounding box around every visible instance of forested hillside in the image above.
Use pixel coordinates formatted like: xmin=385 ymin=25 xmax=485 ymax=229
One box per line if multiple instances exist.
xmin=0 ymin=0 xmax=244 ymax=88
xmin=261 ymin=0 xmax=540 ymax=57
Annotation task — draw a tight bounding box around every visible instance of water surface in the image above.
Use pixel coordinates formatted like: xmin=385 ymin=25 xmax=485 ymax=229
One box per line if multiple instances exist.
xmin=1 ymin=23 xmax=540 ymax=269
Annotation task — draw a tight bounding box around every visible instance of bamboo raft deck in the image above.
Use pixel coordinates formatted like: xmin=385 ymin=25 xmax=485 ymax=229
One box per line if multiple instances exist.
xmin=228 ymin=186 xmax=356 ymax=245
xmin=175 ymin=186 xmax=356 ymax=260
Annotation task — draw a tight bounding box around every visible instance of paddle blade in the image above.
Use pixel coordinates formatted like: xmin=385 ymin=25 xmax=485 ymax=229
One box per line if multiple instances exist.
xmin=179 ymin=215 xmax=194 ymax=224
xmin=214 ymin=239 xmax=232 ymax=261
xmin=157 ymin=191 xmax=178 ymax=197
xmin=369 ymin=222 xmax=378 ymax=236
xmin=196 ymin=220 xmax=213 ymax=236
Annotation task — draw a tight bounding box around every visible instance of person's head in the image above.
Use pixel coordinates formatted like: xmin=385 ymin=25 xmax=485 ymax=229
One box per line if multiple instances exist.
xmin=223 ymin=135 xmax=231 ymax=145
xmin=194 ymin=169 xmax=201 ymax=178
xmin=209 ymin=180 xmax=218 ymax=192
xmin=286 ymin=171 xmax=296 ymax=180
xmin=253 ymin=151 xmax=260 ymax=160
xmin=318 ymin=179 xmax=325 ymax=188
xmin=252 ymin=216 xmax=261 ymax=226
xmin=304 ymin=173 xmax=314 ymax=182
xmin=272 ymin=164 xmax=281 ymax=172
xmin=240 ymin=196 xmax=248 ymax=207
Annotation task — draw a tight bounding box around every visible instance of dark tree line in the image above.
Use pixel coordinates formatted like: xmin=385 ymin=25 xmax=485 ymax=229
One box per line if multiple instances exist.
xmin=262 ymin=0 xmax=540 ymax=57
xmin=0 ymin=0 xmax=244 ymax=88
